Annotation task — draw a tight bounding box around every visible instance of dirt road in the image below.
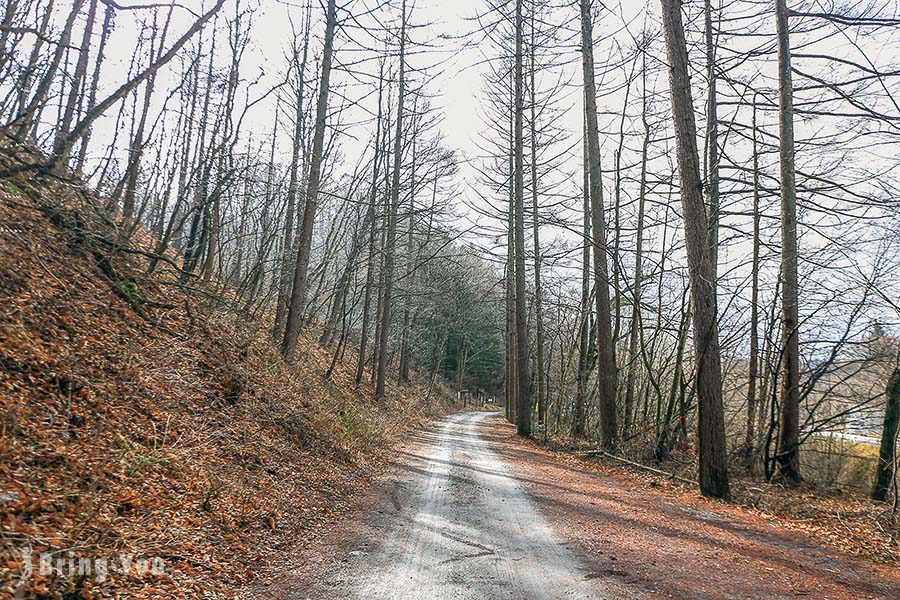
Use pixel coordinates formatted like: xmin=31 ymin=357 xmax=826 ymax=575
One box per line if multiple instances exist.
xmin=267 ymin=412 xmax=900 ymax=599
xmin=278 ymin=411 xmax=630 ymax=598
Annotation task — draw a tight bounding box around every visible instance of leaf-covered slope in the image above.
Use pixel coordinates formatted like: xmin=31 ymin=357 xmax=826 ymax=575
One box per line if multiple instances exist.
xmin=0 ymin=140 xmax=456 ymax=598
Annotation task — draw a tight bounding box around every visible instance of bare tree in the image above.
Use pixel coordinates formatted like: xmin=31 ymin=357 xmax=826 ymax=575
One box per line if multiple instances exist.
xmin=743 ymin=94 xmax=762 ymax=469
xmin=512 ymin=0 xmax=532 ymax=436
xmin=773 ymin=0 xmax=802 ymax=484
xmin=375 ymin=0 xmax=407 ymax=400
xmin=659 ymin=0 xmax=730 ymax=498
xmin=282 ymin=0 xmax=338 ymax=362
xmin=580 ymin=0 xmax=617 ymax=450
xmin=274 ymin=7 xmax=313 ymax=341
xmin=704 ymin=0 xmax=720 ymax=276
xmin=528 ymin=3 xmax=546 ymax=427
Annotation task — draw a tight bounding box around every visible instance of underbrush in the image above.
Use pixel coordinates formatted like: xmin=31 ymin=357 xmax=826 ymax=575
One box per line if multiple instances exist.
xmin=802 ymin=434 xmax=880 ymax=492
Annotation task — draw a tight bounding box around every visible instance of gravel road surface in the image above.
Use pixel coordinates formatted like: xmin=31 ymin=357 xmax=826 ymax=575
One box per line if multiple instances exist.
xmin=290 ymin=411 xmax=632 ymax=599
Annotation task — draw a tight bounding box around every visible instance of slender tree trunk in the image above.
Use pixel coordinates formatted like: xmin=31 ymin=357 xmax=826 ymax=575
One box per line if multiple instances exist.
xmin=455 ymin=340 xmax=467 ymax=392
xmin=274 ymin=12 xmax=312 ymax=340
xmin=231 ymin=166 xmax=249 ymax=283
xmin=506 ymin=67 xmax=517 ymax=425
xmin=656 ymin=295 xmax=690 ymax=461
xmin=355 ymin=192 xmax=380 ymax=388
xmin=374 ymin=0 xmax=406 ymax=400
xmin=744 ymin=95 xmax=761 ymax=469
xmin=612 ymin=63 xmax=635 ymax=358
xmin=773 ymin=0 xmax=803 ymax=484
xmin=760 ymin=281 xmax=781 ymax=476
xmin=513 ymin=0 xmax=532 ymax=436
xmin=397 ymin=108 xmax=417 ymax=382
xmin=371 ymin=184 xmax=389 ymax=384
xmin=704 ymin=0 xmax=720 ymax=277
xmin=150 ymin=46 xmax=203 ymax=273
xmin=122 ymin=8 xmax=174 ymax=220
xmin=0 ymin=0 xmax=20 ymax=80
xmin=14 ymin=0 xmax=55 ymax=119
xmin=624 ymin=56 xmax=649 ymax=440
xmin=203 ymin=194 xmax=220 ymax=280
xmin=319 ymin=195 xmax=370 ymax=348
xmin=573 ymin=124 xmax=590 ymax=439
xmin=659 ymin=0 xmax=730 ymax=499
xmin=580 ymin=0 xmax=617 ymax=450
xmin=173 ymin=49 xmax=202 ymax=249
xmin=322 ymin=205 xmax=374 ymax=347
xmin=324 ymin=292 xmax=351 ymax=382
xmin=282 ymin=0 xmax=338 ymax=362
xmin=179 ymin=62 xmax=213 ymax=282
xmin=529 ymin=7 xmax=545 ymax=427
xmin=355 ymin=71 xmax=386 ymax=389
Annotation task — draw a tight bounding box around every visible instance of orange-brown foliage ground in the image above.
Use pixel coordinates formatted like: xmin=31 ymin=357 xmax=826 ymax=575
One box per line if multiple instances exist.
xmin=0 ymin=140 xmax=456 ymax=598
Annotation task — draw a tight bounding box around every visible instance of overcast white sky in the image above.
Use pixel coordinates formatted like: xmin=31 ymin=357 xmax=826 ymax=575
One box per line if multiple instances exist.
xmin=28 ymin=0 xmax=900 ymax=331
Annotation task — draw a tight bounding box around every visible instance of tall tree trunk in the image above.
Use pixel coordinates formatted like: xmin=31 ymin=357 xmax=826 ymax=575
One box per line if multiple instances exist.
xmin=513 ymin=0 xmax=532 ymax=436
xmin=529 ymin=7 xmax=545 ymax=427
xmin=281 ymin=0 xmax=338 ymax=362
xmin=397 ymin=106 xmax=417 ymax=383
xmin=122 ymin=7 xmax=174 ymax=220
xmin=760 ymin=279 xmax=781 ymax=479
xmin=505 ymin=66 xmax=517 ymax=426
xmin=659 ymin=0 xmax=730 ymax=499
xmin=704 ymin=0 xmax=720 ymax=277
xmin=0 ymin=0 xmax=20 ymax=80
xmin=371 ymin=179 xmax=390 ymax=384
xmin=744 ymin=95 xmax=762 ymax=469
xmin=872 ymin=366 xmax=900 ymax=502
xmin=573 ymin=123 xmax=590 ymax=439
xmin=172 ymin=47 xmax=201 ymax=251
xmin=580 ymin=0 xmax=617 ymax=450
xmin=14 ymin=0 xmax=55 ymax=120
xmin=773 ymin=0 xmax=803 ymax=484
xmin=374 ymin=0 xmax=406 ymax=400
xmin=355 ymin=70 xmax=386 ymax=390
xmin=624 ymin=55 xmax=650 ymax=440
xmin=274 ymin=11 xmax=312 ymax=341
xmin=179 ymin=30 xmax=218 ymax=284
xmin=612 ymin=61 xmax=636 ymax=360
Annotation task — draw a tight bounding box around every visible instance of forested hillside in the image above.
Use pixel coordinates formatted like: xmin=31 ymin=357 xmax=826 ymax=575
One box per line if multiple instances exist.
xmin=1 ymin=0 xmax=900 ymax=598
xmin=0 ymin=135 xmax=466 ymax=596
